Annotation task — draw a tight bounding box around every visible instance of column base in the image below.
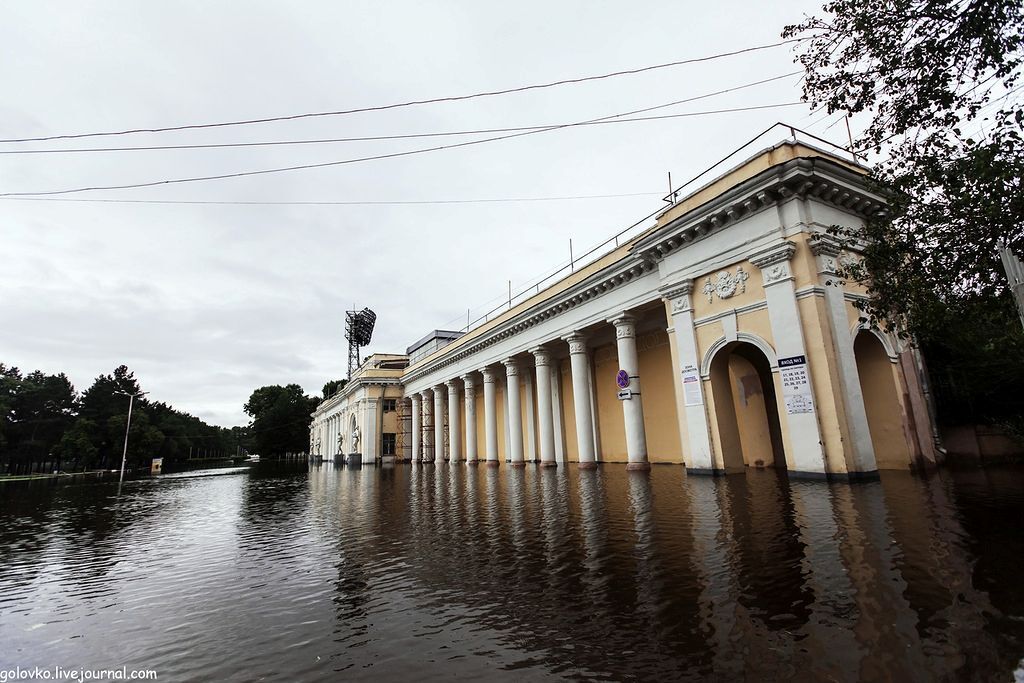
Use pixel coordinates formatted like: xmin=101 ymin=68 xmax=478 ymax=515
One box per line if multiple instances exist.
xmin=509 ymin=461 xmax=526 ymax=468
xmin=467 ymin=460 xmax=480 ymax=466
xmin=485 ymin=460 xmax=500 ymax=468
xmin=625 ymin=461 xmax=651 ymax=471
xmin=539 ymin=460 xmax=558 ymax=468
xmin=686 ymin=467 xmax=725 ymax=476
xmin=578 ymin=461 xmax=598 ymax=470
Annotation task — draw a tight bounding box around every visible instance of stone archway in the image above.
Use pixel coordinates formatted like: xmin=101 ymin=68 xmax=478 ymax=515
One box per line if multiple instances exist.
xmin=708 ymin=341 xmax=786 ymax=472
xmin=854 ymin=330 xmax=911 ymax=469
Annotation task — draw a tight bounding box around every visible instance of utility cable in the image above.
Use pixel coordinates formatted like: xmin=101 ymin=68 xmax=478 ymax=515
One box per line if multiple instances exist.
xmin=0 ymin=85 xmax=801 ymax=154
xmin=0 ymin=39 xmax=803 ymax=144
xmin=0 ymin=95 xmax=804 ymax=197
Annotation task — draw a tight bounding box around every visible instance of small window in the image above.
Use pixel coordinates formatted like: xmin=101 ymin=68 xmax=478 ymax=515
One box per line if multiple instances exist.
xmin=383 ymin=399 xmax=397 ymax=412
xmin=382 ymin=433 xmax=396 ymax=456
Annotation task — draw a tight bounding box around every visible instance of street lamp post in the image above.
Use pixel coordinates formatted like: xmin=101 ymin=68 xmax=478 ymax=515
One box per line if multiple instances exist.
xmin=114 ymin=390 xmax=148 ymax=485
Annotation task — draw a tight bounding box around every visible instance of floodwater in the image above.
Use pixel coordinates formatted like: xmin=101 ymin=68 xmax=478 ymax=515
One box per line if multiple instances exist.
xmin=1 ymin=462 xmax=1022 ymax=682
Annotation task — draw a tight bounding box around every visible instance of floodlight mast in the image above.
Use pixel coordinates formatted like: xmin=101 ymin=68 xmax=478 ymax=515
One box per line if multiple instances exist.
xmin=345 ymin=307 xmax=376 ymax=379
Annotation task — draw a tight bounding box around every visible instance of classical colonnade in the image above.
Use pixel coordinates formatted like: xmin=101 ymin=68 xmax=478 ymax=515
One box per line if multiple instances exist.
xmin=409 ymin=313 xmax=651 ymax=470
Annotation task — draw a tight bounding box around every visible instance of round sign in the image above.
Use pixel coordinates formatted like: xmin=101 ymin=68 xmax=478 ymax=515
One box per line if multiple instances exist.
xmin=616 ymin=370 xmax=630 ymax=389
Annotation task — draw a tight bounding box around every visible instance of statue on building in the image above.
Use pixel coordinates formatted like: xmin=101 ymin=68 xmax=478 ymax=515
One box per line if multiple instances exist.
xmin=351 ymin=425 xmax=360 ymax=452
xmin=338 ymin=431 xmax=344 ymax=453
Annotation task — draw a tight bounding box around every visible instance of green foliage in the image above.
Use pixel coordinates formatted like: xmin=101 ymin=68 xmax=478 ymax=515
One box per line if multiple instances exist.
xmin=244 ymin=384 xmax=320 ymax=457
xmin=786 ymin=0 xmax=1024 ymax=426
xmin=322 ymin=379 xmax=347 ymax=399
xmin=0 ymin=363 xmax=242 ymax=475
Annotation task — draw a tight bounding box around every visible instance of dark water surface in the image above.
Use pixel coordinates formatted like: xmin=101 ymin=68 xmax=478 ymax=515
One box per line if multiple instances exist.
xmin=2 ymin=463 xmax=1023 ymax=681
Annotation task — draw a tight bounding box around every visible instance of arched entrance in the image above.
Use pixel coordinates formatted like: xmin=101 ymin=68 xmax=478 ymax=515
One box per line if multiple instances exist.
xmin=854 ymin=330 xmax=911 ymax=469
xmin=709 ymin=341 xmax=786 ymax=472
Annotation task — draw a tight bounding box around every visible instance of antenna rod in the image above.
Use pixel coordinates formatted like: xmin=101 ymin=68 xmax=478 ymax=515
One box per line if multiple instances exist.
xmin=569 ymin=238 xmax=574 ymax=272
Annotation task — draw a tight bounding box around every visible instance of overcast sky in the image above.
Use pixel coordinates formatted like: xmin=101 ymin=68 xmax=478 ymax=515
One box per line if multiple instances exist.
xmin=1 ymin=0 xmax=840 ymax=427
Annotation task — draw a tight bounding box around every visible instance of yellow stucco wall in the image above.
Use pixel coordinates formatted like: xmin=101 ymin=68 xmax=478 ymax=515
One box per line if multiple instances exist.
xmin=559 ymin=359 xmax=579 ymax=462
xmin=593 ymin=342 xmax=628 ymax=461
xmin=855 ymin=332 xmax=912 ymax=468
xmin=727 ymin=354 xmax=775 ymax=467
xmin=637 ymin=330 xmax=683 ymax=463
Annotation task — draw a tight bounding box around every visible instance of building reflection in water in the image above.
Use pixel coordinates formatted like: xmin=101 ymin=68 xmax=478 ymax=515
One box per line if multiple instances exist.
xmin=2 ymin=463 xmax=1021 ymax=680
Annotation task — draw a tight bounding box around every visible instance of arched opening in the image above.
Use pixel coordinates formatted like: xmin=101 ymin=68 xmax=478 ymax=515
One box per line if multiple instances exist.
xmin=709 ymin=341 xmax=786 ymax=471
xmin=854 ymin=331 xmax=911 ymax=469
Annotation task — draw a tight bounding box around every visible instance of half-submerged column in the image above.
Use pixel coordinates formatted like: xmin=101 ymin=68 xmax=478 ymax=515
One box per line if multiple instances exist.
xmin=662 ymin=281 xmax=716 ymax=473
xmin=563 ymin=331 xmax=597 ymax=468
xmin=433 ymin=385 xmax=446 ymax=463
xmin=530 ymin=346 xmax=557 ymax=467
xmin=461 ymin=373 xmax=478 ymax=464
xmin=447 ymin=380 xmax=462 ymax=463
xmin=482 ymin=367 xmax=499 ymax=466
xmin=421 ymin=390 xmax=434 ymax=463
xmin=611 ymin=313 xmax=650 ymax=471
xmin=749 ymin=240 xmax=828 ymax=476
xmin=410 ymin=395 xmax=421 ymax=463
xmin=504 ymin=358 xmax=525 ymax=466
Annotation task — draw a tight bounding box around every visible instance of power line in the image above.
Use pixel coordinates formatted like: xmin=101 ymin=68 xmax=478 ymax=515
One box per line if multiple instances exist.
xmin=0 ymin=88 xmax=801 ymax=155
xmin=0 ymin=93 xmax=804 ymax=197
xmin=0 ymin=189 xmax=663 ymax=205
xmin=0 ymin=39 xmax=803 ymax=144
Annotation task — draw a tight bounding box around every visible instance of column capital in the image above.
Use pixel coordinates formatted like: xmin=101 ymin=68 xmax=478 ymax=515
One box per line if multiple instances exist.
xmin=419 ymin=389 xmax=432 ymax=401
xmin=445 ymin=379 xmax=459 ymax=392
xmin=749 ymin=241 xmax=797 ymax=287
xmin=562 ymin=331 xmax=589 ymax=354
xmin=748 ymin=240 xmax=797 ymax=268
xmin=434 ymin=384 xmax=446 ymax=395
xmin=809 ymin=233 xmax=844 ymax=276
xmin=410 ymin=393 xmax=421 ymax=403
xmin=661 ymin=279 xmax=695 ymax=315
xmin=660 ymin=279 xmax=694 ymax=299
xmin=460 ymin=373 xmax=475 ymax=388
xmin=481 ymin=366 xmax=497 ymax=383
xmin=608 ymin=313 xmax=637 ymax=338
xmin=529 ymin=346 xmax=553 ymax=366
xmin=502 ymin=357 xmax=520 ymax=375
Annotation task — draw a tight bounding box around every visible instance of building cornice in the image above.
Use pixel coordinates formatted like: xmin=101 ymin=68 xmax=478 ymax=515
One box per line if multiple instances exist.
xmin=634 ymin=156 xmax=886 ymax=265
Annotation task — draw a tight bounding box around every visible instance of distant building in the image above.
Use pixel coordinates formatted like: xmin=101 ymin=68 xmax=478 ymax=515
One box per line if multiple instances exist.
xmin=310 ymin=131 xmax=940 ymax=477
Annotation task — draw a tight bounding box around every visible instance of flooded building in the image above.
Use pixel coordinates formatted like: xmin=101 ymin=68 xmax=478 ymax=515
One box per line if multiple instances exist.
xmin=311 ymin=131 xmax=941 ymax=477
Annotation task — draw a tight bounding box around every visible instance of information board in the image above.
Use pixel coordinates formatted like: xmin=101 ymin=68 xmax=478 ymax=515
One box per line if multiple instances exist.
xmin=681 ymin=364 xmax=703 ymax=406
xmin=778 ymin=354 xmax=814 ymax=414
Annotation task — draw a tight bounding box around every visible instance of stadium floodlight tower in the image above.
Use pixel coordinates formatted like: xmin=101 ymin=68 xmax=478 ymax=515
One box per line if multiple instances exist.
xmin=345 ymin=307 xmax=377 ymax=379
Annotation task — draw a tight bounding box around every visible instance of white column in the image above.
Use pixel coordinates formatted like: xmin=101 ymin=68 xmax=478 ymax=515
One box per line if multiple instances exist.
xmin=482 ymin=367 xmax=499 ymax=466
xmin=504 ymin=358 xmax=525 ymax=465
xmin=363 ymin=398 xmax=379 ymax=464
xmin=811 ymin=236 xmax=878 ymax=474
xmin=461 ymin=374 xmax=478 ymax=463
xmin=523 ymin=370 xmax=537 ymax=463
xmin=531 ymin=346 xmax=557 ymax=467
xmin=433 ymin=385 xmax=445 ymax=463
xmin=447 ymin=380 xmax=462 ymax=463
xmin=410 ymin=394 xmax=421 ymax=463
xmin=563 ymin=331 xmax=597 ymax=468
xmin=749 ymin=240 xmax=828 ymax=475
xmin=421 ymin=390 xmax=434 ymax=463
xmin=551 ymin=362 xmax=566 ymax=464
xmin=610 ymin=313 xmax=650 ymax=470
xmin=662 ymin=281 xmax=717 ymax=473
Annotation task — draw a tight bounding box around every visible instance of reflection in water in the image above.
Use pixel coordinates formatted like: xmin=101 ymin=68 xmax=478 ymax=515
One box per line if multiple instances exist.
xmin=1 ymin=463 xmax=1022 ymax=681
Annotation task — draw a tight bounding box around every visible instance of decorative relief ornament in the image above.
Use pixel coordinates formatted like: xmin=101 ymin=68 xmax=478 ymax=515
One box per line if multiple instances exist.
xmin=763 ymin=263 xmax=791 ymax=285
xmin=671 ymin=296 xmax=688 ymax=314
xmin=702 ymin=266 xmax=749 ymax=303
xmin=615 ymin=325 xmax=635 ymax=339
xmin=568 ymin=340 xmax=586 ymax=354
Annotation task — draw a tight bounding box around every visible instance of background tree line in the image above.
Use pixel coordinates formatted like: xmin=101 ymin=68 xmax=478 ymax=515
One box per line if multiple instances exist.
xmin=0 ymin=363 xmax=246 ymax=475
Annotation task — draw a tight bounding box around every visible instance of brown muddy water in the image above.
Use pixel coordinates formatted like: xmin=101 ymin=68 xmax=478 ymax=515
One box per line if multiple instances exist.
xmin=1 ymin=462 xmax=1022 ymax=681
